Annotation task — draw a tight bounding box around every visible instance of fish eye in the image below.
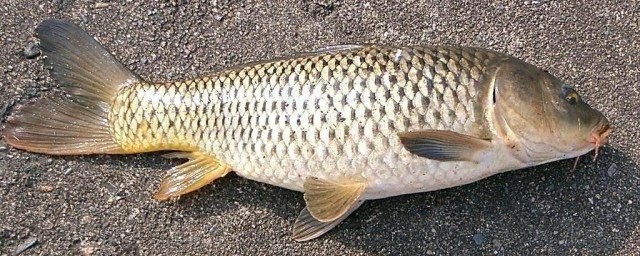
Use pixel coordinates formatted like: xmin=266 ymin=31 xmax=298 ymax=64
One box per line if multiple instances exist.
xmin=565 ymin=91 xmax=579 ymax=105
xmin=561 ymin=85 xmax=580 ymax=105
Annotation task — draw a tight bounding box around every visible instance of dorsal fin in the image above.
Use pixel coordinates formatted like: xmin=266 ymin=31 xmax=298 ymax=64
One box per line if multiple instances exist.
xmin=312 ymin=44 xmax=365 ymax=54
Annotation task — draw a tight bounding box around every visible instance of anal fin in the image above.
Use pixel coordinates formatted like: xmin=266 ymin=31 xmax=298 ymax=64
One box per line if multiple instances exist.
xmin=292 ymin=200 xmax=364 ymax=242
xmin=154 ymin=151 xmax=231 ymax=200
xmin=303 ymin=176 xmax=366 ymax=222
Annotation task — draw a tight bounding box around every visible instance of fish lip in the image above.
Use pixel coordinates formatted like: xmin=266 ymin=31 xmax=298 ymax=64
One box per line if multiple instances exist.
xmin=591 ymin=122 xmax=612 ymax=144
xmin=585 ymin=119 xmax=611 ymax=161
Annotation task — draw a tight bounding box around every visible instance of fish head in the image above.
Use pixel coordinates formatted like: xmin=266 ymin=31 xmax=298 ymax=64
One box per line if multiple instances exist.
xmin=492 ymin=58 xmax=611 ymax=163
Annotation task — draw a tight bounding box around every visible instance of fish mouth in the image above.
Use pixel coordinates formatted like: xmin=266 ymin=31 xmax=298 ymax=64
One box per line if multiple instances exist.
xmin=587 ymin=121 xmax=612 ymax=161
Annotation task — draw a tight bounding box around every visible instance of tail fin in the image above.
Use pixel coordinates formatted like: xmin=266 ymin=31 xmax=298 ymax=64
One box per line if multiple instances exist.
xmin=2 ymin=19 xmax=139 ymax=155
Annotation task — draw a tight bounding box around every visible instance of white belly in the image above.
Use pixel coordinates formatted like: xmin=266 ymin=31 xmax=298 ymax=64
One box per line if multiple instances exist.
xmin=232 ymin=142 xmax=523 ymax=200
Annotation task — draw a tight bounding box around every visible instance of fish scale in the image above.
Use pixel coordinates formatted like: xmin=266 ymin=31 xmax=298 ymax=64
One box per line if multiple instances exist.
xmin=108 ymin=45 xmax=501 ymax=195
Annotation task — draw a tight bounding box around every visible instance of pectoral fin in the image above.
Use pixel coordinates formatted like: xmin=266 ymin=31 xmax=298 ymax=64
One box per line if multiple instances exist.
xmin=302 ymin=176 xmax=366 ymax=222
xmin=154 ymin=151 xmax=231 ymax=200
xmin=292 ymin=200 xmax=364 ymax=241
xmin=398 ymin=130 xmax=492 ymax=162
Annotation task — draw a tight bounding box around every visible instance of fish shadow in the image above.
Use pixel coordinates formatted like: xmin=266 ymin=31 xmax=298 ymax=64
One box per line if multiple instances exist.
xmin=332 ymin=146 xmax=638 ymax=255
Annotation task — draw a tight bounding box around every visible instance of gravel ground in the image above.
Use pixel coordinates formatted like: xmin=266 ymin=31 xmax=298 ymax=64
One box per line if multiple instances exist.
xmin=1 ymin=1 xmax=639 ymax=255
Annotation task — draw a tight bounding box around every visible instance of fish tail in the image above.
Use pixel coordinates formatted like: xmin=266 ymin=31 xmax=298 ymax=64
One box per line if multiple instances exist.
xmin=2 ymin=19 xmax=140 ymax=155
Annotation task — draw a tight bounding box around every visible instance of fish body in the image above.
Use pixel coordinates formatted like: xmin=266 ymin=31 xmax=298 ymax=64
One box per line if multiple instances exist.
xmin=2 ymin=19 xmax=611 ymax=241
xmin=110 ymin=45 xmax=514 ymax=199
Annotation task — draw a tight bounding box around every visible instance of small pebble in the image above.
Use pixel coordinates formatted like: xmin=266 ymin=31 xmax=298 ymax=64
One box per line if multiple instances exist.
xmin=14 ymin=237 xmax=38 ymax=255
xmin=214 ymin=14 xmax=225 ymax=21
xmin=80 ymin=215 xmax=92 ymax=225
xmin=23 ymin=43 xmax=41 ymax=59
xmin=104 ymin=182 xmax=120 ymax=194
xmin=94 ymin=2 xmax=110 ymax=8
xmin=492 ymin=239 xmax=503 ymax=249
xmin=81 ymin=246 xmax=96 ymax=256
xmin=607 ymin=163 xmax=619 ymax=177
xmin=473 ymin=233 xmax=485 ymax=245
xmin=39 ymin=184 xmax=54 ymax=193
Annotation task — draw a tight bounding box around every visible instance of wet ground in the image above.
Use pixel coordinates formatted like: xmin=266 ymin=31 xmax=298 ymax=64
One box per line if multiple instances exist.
xmin=0 ymin=1 xmax=638 ymax=255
